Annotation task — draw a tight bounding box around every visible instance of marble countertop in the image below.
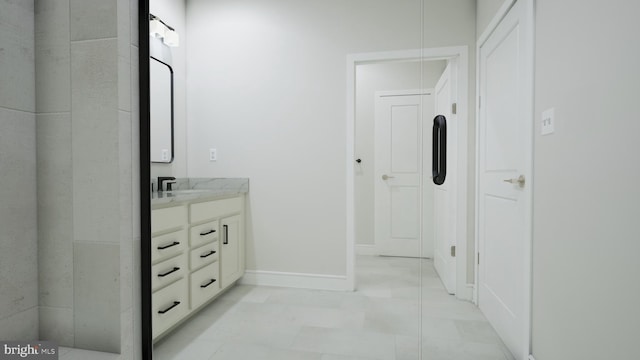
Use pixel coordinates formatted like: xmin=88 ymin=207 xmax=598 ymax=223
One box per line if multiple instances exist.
xmin=151 ymin=178 xmax=249 ymax=206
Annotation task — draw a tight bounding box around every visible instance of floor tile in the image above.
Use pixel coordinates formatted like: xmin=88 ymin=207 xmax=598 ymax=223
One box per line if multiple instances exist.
xmin=285 ymin=304 xmax=365 ymax=329
xmin=321 ymin=354 xmax=383 ymax=360
xmin=291 ymin=326 xmax=396 ymax=360
xmin=454 ymin=320 xmax=503 ymax=344
xmin=395 ymin=335 xmax=419 ymax=360
xmin=154 ymin=340 xmax=222 ymax=360
xmin=59 ymin=348 xmax=118 ymax=360
xmin=267 ymin=287 xmax=346 ymax=308
xmin=58 ymin=347 xmax=73 ymax=356
xmin=207 ymin=342 xmax=322 ymax=360
xmin=150 ymin=256 xmax=511 ymax=360
xmin=421 ymin=338 xmax=511 ymax=360
xmin=208 ymin=342 xmax=271 ymax=360
xmin=420 ymin=317 xmax=461 ymax=341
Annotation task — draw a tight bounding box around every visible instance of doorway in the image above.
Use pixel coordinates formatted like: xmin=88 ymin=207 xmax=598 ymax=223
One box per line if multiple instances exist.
xmin=373 ymin=88 xmax=435 ymax=259
xmin=347 ymin=47 xmax=471 ymax=300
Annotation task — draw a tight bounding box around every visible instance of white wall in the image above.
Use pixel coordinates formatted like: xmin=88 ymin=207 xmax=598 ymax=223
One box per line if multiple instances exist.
xmin=354 ymin=60 xmax=446 ymax=249
xmin=531 ymin=0 xmax=640 ymax=358
xmin=150 ymin=0 xmax=187 ymax=181
xmin=186 ymin=0 xmax=475 ymax=279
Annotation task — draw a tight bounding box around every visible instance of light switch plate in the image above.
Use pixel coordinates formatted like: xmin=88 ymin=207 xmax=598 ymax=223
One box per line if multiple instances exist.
xmin=541 ymin=108 xmax=555 ymax=135
xmin=209 ymin=148 xmax=217 ymax=161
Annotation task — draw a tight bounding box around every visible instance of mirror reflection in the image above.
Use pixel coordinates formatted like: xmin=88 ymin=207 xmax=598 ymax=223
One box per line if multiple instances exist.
xmin=150 ymin=57 xmax=174 ymax=163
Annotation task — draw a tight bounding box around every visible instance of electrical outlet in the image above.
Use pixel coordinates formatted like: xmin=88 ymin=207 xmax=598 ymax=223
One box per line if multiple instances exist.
xmin=161 ymin=149 xmax=169 ymax=161
xmin=209 ymin=148 xmax=217 ymax=161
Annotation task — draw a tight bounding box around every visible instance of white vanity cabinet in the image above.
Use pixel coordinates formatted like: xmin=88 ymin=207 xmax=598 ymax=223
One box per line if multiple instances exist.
xmin=150 ymin=205 xmax=189 ymax=339
xmin=151 ymin=194 xmax=245 ymax=341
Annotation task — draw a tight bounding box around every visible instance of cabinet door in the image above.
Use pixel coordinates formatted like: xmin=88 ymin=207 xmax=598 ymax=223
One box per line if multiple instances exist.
xmin=152 ymin=278 xmax=188 ymax=339
xmin=220 ymin=214 xmax=244 ymax=287
xmin=190 ymin=262 xmax=220 ymax=309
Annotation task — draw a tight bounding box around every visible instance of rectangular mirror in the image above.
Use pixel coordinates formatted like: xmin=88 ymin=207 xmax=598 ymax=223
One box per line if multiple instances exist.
xmin=150 ymin=56 xmax=174 ymax=163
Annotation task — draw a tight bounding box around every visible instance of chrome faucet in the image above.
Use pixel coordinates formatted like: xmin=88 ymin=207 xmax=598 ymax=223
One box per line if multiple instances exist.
xmin=158 ymin=176 xmax=177 ymax=191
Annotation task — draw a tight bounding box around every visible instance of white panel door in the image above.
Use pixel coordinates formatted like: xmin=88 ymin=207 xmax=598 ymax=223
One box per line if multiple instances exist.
xmin=375 ymin=91 xmax=434 ymax=258
xmin=478 ymin=0 xmax=532 ymax=358
xmin=433 ymin=62 xmax=457 ymax=294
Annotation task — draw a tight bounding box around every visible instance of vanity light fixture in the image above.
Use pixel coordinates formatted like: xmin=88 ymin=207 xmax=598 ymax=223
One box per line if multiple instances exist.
xmin=163 ymin=29 xmax=180 ymax=47
xmin=149 ymin=17 xmax=165 ymax=38
xmin=149 ymin=14 xmax=179 ymax=47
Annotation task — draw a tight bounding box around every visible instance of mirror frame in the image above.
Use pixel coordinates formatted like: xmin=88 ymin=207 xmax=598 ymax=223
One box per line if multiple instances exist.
xmin=149 ymin=56 xmax=175 ymax=163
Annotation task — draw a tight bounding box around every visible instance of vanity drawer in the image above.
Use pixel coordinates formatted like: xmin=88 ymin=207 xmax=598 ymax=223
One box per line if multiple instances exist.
xmin=151 ymin=229 xmax=187 ymax=263
xmin=190 ymin=196 xmax=242 ymax=223
xmin=152 ymin=278 xmax=188 ymax=339
xmin=190 ymin=262 xmax=220 ymax=309
xmin=152 ymin=205 xmax=187 ymax=234
xmin=190 ymin=220 xmax=218 ymax=248
xmin=190 ymin=241 xmax=219 ymax=270
xmin=152 ymin=253 xmax=188 ymax=292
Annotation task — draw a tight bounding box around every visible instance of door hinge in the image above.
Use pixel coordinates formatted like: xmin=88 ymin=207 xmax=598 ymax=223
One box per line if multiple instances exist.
xmin=450 ymin=246 xmax=456 ymax=257
xmin=451 ymin=102 xmax=457 ymax=115
xmin=478 ymin=253 xmax=480 ymax=264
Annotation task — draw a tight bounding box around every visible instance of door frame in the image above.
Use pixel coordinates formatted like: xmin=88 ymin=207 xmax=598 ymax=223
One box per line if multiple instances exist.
xmin=474 ymin=0 xmax=534 ymax=359
xmin=346 ymin=46 xmax=471 ymax=300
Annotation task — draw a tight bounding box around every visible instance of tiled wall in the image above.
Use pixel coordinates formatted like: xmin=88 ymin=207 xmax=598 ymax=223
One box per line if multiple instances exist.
xmin=0 ymin=0 xmax=39 ymax=341
xmin=35 ymin=0 xmax=140 ymax=356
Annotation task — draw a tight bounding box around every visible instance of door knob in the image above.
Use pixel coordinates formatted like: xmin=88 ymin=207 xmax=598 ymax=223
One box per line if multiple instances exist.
xmin=503 ymin=175 xmax=525 ymax=187
xmin=382 ymin=174 xmax=395 ymax=180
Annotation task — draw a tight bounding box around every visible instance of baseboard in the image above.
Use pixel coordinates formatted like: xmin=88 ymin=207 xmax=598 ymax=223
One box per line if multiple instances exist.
xmin=240 ymin=270 xmax=350 ymax=291
xmin=355 ymin=244 xmax=378 ymax=256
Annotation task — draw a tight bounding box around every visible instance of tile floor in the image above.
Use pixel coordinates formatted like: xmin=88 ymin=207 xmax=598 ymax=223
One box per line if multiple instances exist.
xmin=58 ymin=346 xmax=119 ymax=360
xmin=149 ymin=255 xmax=514 ymax=360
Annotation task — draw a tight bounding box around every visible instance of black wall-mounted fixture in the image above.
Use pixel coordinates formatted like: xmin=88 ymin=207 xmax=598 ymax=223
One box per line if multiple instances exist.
xmin=432 ymin=115 xmax=447 ymax=185
xmin=139 ymin=0 xmax=152 ymax=358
